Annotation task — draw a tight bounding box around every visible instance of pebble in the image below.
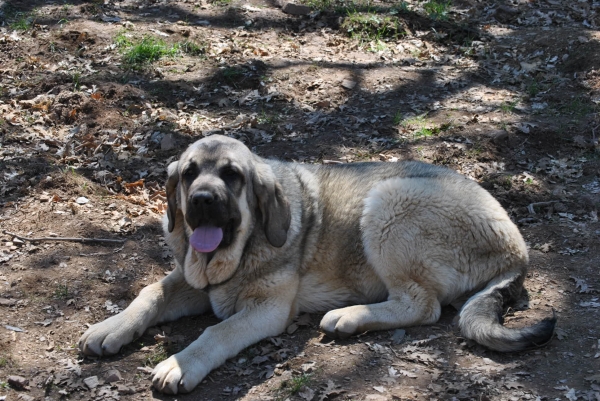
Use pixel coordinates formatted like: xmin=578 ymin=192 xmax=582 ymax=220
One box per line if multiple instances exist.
xmin=0 ymin=298 xmax=17 ymax=306
xmin=117 ymin=383 xmax=135 ymax=394
xmin=105 ymin=369 xmax=122 ymax=383
xmin=83 ymin=376 xmax=100 ymax=389
xmin=75 ymin=197 xmax=89 ymax=205
xmin=8 ymin=375 xmax=29 ymax=390
xmin=282 ymin=3 xmax=311 ymax=15
xmin=341 ymin=79 xmax=357 ymax=90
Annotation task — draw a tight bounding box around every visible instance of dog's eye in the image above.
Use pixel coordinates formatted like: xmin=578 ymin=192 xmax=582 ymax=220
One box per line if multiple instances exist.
xmin=220 ymin=168 xmax=240 ymax=181
xmin=182 ymin=165 xmax=197 ymax=179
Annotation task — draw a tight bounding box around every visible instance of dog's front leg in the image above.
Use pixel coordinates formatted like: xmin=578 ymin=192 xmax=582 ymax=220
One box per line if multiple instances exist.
xmin=79 ymin=267 xmax=210 ymax=356
xmin=151 ymin=271 xmax=298 ymax=394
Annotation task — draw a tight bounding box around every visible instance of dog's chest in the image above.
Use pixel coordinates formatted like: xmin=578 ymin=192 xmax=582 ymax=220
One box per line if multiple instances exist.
xmin=208 ymin=285 xmax=238 ymax=320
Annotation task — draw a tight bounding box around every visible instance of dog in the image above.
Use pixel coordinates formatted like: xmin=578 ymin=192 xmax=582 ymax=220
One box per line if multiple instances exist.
xmin=79 ymin=134 xmax=556 ymax=394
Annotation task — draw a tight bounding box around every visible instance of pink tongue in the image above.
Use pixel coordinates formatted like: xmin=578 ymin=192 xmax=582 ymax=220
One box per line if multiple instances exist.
xmin=190 ymin=226 xmax=223 ymax=253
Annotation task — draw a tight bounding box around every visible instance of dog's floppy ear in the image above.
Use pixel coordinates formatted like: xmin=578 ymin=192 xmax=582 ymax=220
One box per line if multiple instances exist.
xmin=252 ymin=161 xmax=291 ymax=247
xmin=165 ymin=161 xmax=179 ymax=233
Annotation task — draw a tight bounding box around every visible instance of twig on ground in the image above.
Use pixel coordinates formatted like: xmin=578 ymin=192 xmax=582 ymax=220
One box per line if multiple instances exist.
xmin=3 ymin=230 xmax=125 ymax=245
xmin=80 ymin=245 xmax=125 ymax=257
xmin=527 ymin=201 xmax=559 ymax=215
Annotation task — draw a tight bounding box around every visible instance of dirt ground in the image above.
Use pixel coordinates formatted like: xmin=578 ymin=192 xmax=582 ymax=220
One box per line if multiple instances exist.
xmin=0 ymin=0 xmax=599 ymax=400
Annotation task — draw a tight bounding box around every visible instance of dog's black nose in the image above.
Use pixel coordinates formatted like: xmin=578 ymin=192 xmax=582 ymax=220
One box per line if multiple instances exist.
xmin=192 ymin=191 xmax=215 ymax=206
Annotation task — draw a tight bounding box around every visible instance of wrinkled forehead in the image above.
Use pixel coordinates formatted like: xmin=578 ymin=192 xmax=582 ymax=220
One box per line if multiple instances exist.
xmin=179 ymin=136 xmax=252 ymax=170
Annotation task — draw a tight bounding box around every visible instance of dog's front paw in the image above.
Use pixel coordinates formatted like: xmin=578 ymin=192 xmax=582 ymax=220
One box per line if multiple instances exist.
xmin=152 ymin=354 xmax=206 ymax=394
xmin=320 ymin=306 xmax=365 ymax=339
xmin=79 ymin=313 xmax=140 ymax=356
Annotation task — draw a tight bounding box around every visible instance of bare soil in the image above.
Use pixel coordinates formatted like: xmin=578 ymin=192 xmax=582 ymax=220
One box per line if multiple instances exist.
xmin=1 ymin=0 xmax=599 ymax=400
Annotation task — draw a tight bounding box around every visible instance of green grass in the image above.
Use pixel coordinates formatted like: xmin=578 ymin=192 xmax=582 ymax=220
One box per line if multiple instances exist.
xmin=0 ymin=356 xmax=9 ymax=368
xmin=561 ymin=96 xmax=595 ymax=119
xmin=2 ymin=5 xmax=38 ymax=31
xmin=400 ymin=114 xmax=451 ymax=139
xmin=54 ymin=284 xmax=69 ymax=299
xmin=257 ymin=110 xmax=280 ymax=126
xmin=276 ymin=373 xmax=312 ymax=398
xmin=210 ymin=0 xmax=232 ymax=6
xmin=302 ymin=0 xmax=408 ymax=13
xmin=297 ymin=0 xmax=411 ymax=45
xmin=180 ymin=40 xmax=207 ymax=56
xmin=220 ymin=67 xmax=244 ymax=84
xmin=11 ymin=16 xmax=31 ymax=30
xmin=341 ymin=10 xmax=406 ymax=43
xmin=140 ymin=339 xmax=184 ymax=368
xmin=115 ymin=31 xmax=133 ymax=48
xmin=9 ymin=11 xmax=35 ymax=30
xmin=301 ymin=0 xmax=334 ymax=9
xmin=423 ymin=0 xmax=451 ymax=20
xmin=500 ymin=99 xmax=519 ymax=114
xmin=525 ymin=79 xmax=541 ymax=97
xmin=72 ymin=72 xmax=81 ymax=91
xmin=145 ymin=344 xmax=169 ymax=367
xmin=115 ymin=33 xmax=179 ymax=69
xmin=393 ymin=110 xmax=403 ymax=125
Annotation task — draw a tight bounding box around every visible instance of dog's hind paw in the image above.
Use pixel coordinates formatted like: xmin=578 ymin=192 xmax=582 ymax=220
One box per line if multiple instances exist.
xmin=320 ymin=306 xmax=363 ymax=339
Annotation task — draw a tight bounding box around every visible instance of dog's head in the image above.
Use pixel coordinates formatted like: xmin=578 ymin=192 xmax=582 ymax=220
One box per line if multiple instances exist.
xmin=166 ymin=135 xmax=291 ymax=259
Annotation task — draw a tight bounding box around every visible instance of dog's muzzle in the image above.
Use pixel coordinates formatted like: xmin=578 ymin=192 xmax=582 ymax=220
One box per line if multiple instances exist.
xmin=185 ymin=189 xmax=241 ymax=253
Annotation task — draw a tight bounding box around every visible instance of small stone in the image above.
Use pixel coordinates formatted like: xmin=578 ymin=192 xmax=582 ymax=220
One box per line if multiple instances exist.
xmin=105 ymin=369 xmax=122 ymax=383
xmin=83 ymin=375 xmax=100 ymax=389
xmin=13 ymin=238 xmax=25 ymax=245
xmin=341 ymin=79 xmax=357 ymax=90
xmin=0 ymin=298 xmax=17 ymax=306
xmin=8 ymin=375 xmax=29 ymax=390
xmin=39 ymin=194 xmax=51 ymax=202
xmin=391 ymin=329 xmax=406 ymax=344
xmin=75 ymin=197 xmax=89 ymax=205
xmin=17 ymin=394 xmax=35 ymax=401
xmin=554 ymin=202 xmax=568 ymax=213
xmin=282 ymin=3 xmax=311 ymax=15
xmin=160 ymin=134 xmax=176 ymax=151
xmin=116 ymin=383 xmax=135 ymax=394
xmin=286 ymin=322 xmax=298 ymax=334
xmin=492 ymin=130 xmax=509 ymax=144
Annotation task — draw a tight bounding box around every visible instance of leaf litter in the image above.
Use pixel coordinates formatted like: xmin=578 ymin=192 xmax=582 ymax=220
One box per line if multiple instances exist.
xmin=1 ymin=0 xmax=600 ymax=400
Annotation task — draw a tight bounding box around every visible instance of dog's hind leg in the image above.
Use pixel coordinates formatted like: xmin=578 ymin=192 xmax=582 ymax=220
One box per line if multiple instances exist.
xmin=320 ymin=177 xmax=453 ymax=338
xmin=320 ymin=282 xmax=441 ymax=338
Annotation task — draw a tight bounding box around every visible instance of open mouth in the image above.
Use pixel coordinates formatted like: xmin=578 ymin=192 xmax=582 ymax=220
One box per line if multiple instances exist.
xmin=189 ymin=225 xmax=223 ymax=253
xmin=188 ymin=220 xmax=237 ymax=254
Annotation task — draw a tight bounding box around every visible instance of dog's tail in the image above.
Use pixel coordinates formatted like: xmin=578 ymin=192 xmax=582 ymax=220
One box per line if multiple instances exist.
xmin=458 ymin=271 xmax=556 ymax=352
